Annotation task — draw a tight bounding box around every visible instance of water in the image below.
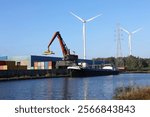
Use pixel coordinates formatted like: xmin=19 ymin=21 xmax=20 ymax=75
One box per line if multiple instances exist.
xmin=0 ymin=73 xmax=150 ymax=100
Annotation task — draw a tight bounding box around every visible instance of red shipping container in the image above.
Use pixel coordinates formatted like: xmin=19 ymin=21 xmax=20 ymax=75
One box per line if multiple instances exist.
xmin=0 ymin=66 xmax=3 ymax=70
xmin=48 ymin=61 xmax=52 ymax=66
xmin=0 ymin=61 xmax=6 ymax=65
xmin=34 ymin=62 xmax=38 ymax=67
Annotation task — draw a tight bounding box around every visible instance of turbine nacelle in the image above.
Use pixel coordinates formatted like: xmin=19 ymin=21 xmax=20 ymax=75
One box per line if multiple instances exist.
xmin=83 ymin=20 xmax=86 ymax=23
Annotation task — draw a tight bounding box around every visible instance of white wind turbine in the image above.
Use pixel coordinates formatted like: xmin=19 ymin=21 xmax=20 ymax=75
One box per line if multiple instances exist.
xmin=70 ymin=12 xmax=102 ymax=59
xmin=121 ymin=27 xmax=142 ymax=56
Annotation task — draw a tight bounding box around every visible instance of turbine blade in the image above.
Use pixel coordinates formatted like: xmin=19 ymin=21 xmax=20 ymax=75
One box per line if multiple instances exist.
xmin=132 ymin=28 xmax=142 ymax=34
xmin=86 ymin=14 xmax=102 ymax=22
xmin=120 ymin=27 xmax=129 ymax=34
xmin=70 ymin=12 xmax=84 ymax=22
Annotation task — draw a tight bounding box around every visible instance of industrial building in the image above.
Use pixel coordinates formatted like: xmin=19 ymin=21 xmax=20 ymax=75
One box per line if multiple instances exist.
xmin=7 ymin=55 xmax=62 ymax=69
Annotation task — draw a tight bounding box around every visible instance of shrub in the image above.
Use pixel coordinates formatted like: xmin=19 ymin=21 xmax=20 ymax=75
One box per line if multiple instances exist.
xmin=113 ymin=86 xmax=150 ymax=100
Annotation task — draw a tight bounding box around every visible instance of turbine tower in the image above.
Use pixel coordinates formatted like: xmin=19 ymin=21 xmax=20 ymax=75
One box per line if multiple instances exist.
xmin=121 ymin=27 xmax=142 ymax=56
xmin=70 ymin=12 xmax=102 ymax=59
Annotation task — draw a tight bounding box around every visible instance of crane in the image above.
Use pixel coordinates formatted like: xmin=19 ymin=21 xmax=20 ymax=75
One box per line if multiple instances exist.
xmin=44 ymin=31 xmax=78 ymax=61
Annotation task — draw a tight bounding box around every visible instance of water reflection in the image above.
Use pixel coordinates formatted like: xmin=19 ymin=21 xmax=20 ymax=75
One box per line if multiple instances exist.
xmin=0 ymin=73 xmax=150 ymax=100
xmin=83 ymin=78 xmax=88 ymax=100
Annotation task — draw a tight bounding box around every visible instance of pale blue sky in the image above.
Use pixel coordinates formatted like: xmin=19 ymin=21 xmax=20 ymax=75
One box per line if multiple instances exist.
xmin=0 ymin=0 xmax=149 ymax=59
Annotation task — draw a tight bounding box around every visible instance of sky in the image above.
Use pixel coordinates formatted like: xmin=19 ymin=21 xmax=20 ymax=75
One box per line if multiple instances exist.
xmin=0 ymin=0 xmax=150 ymax=59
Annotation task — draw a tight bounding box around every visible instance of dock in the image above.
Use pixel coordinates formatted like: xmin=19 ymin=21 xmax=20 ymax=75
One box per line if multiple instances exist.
xmin=0 ymin=69 xmax=70 ymax=81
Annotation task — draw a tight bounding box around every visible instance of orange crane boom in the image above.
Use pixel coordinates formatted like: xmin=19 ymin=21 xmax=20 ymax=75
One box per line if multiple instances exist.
xmin=44 ymin=31 xmax=78 ymax=61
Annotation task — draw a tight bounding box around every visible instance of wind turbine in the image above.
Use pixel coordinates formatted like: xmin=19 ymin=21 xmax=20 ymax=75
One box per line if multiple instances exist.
xmin=70 ymin=12 xmax=102 ymax=59
xmin=121 ymin=27 xmax=142 ymax=56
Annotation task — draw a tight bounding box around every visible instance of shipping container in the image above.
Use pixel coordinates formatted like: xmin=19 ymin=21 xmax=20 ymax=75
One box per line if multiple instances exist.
xmin=34 ymin=62 xmax=38 ymax=67
xmin=0 ymin=61 xmax=6 ymax=65
xmin=37 ymin=62 xmax=41 ymax=67
xmin=8 ymin=55 xmax=64 ymax=69
xmin=3 ymin=65 xmax=7 ymax=70
xmin=34 ymin=61 xmax=56 ymax=70
xmin=0 ymin=66 xmax=3 ymax=70
xmin=0 ymin=65 xmax=7 ymax=70
xmin=7 ymin=61 xmax=16 ymax=70
xmin=0 ymin=61 xmax=15 ymax=70
xmin=48 ymin=66 xmax=52 ymax=69
xmin=6 ymin=61 xmax=15 ymax=66
xmin=44 ymin=62 xmax=48 ymax=69
xmin=0 ymin=60 xmax=28 ymax=70
xmin=8 ymin=56 xmax=31 ymax=69
xmin=16 ymin=65 xmax=27 ymax=70
xmin=48 ymin=61 xmax=52 ymax=66
xmin=52 ymin=61 xmax=56 ymax=69
xmin=34 ymin=66 xmax=38 ymax=70
xmin=41 ymin=62 xmax=44 ymax=69
xmin=20 ymin=60 xmax=29 ymax=66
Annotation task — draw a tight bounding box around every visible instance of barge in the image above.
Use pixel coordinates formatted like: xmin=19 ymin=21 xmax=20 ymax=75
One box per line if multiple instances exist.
xmin=69 ymin=68 xmax=119 ymax=77
xmin=68 ymin=63 xmax=119 ymax=77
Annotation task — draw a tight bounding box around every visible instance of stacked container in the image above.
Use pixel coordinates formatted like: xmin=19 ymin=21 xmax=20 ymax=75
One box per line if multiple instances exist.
xmin=34 ymin=62 xmax=38 ymax=70
xmin=0 ymin=60 xmax=8 ymax=70
xmin=0 ymin=61 xmax=27 ymax=70
xmin=44 ymin=62 xmax=49 ymax=69
xmin=48 ymin=61 xmax=53 ymax=69
xmin=41 ymin=62 xmax=44 ymax=69
xmin=34 ymin=61 xmax=55 ymax=70
xmin=0 ymin=65 xmax=8 ymax=70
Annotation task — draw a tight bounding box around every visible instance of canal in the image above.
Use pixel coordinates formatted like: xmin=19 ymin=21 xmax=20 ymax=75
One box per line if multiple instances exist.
xmin=0 ymin=73 xmax=150 ymax=100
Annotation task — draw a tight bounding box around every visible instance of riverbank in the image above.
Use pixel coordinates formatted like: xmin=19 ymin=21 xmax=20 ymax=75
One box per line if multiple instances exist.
xmin=113 ymin=86 xmax=150 ymax=100
xmin=125 ymin=70 xmax=150 ymax=73
xmin=1 ymin=69 xmax=150 ymax=82
xmin=0 ymin=74 xmax=70 ymax=81
xmin=0 ymin=69 xmax=70 ymax=81
xmin=0 ymin=68 xmax=120 ymax=81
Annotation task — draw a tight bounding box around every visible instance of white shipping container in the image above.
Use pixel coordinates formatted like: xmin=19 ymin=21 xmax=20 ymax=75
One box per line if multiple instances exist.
xmin=37 ymin=62 xmax=41 ymax=67
xmin=3 ymin=65 xmax=7 ymax=70
xmin=41 ymin=62 xmax=44 ymax=67
xmin=21 ymin=60 xmax=29 ymax=66
xmin=41 ymin=62 xmax=44 ymax=69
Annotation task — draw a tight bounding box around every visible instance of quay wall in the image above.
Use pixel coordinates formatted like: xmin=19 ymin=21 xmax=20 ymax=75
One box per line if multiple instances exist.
xmin=0 ymin=69 xmax=70 ymax=81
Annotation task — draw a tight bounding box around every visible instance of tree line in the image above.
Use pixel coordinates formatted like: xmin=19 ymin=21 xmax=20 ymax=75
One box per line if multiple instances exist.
xmin=94 ymin=56 xmax=150 ymax=71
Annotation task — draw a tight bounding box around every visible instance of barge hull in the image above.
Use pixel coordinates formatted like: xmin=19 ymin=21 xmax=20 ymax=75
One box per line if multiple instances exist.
xmin=69 ymin=69 xmax=119 ymax=77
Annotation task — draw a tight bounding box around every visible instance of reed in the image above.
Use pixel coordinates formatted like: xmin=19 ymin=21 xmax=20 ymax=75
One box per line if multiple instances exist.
xmin=113 ymin=86 xmax=150 ymax=100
